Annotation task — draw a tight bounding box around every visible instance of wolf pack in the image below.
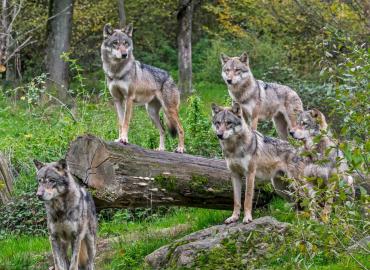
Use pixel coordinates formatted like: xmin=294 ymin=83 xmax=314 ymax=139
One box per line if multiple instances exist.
xmin=33 ymin=23 xmax=355 ymax=269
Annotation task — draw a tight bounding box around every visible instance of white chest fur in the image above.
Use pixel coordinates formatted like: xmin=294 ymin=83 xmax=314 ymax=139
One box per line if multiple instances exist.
xmin=109 ymin=79 xmax=130 ymax=97
xmin=226 ymin=155 xmax=251 ymax=175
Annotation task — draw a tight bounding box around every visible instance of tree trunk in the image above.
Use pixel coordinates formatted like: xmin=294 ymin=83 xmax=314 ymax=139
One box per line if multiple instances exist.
xmin=0 ymin=0 xmax=16 ymax=82
xmin=0 ymin=0 xmax=9 ymax=73
xmin=117 ymin=0 xmax=126 ymax=28
xmin=177 ymin=0 xmax=193 ymax=95
xmin=66 ymin=135 xmax=274 ymax=210
xmin=46 ymin=0 xmax=73 ymax=103
xmin=0 ymin=153 xmax=13 ymax=204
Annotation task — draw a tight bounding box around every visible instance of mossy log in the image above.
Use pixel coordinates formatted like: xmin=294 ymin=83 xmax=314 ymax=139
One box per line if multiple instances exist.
xmin=66 ymin=135 xmax=278 ymax=210
xmin=0 ymin=153 xmax=14 ymax=204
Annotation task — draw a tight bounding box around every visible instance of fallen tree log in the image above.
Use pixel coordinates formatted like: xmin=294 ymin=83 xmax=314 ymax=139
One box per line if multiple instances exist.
xmin=0 ymin=153 xmax=14 ymax=204
xmin=66 ymin=135 xmax=278 ymax=210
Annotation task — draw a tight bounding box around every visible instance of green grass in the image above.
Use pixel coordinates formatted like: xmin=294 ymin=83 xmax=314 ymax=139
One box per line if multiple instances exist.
xmin=0 ymin=208 xmax=230 ymax=270
xmin=0 ymin=236 xmax=50 ymax=270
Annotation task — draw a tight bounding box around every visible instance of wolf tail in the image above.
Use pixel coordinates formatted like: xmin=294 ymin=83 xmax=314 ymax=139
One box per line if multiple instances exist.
xmin=164 ymin=113 xmax=178 ymax=138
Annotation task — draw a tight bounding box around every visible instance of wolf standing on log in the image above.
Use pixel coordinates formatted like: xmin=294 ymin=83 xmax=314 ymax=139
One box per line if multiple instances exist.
xmin=101 ymin=23 xmax=185 ymax=153
xmin=34 ymin=159 xmax=97 ymax=270
xmin=221 ymin=52 xmax=303 ymax=140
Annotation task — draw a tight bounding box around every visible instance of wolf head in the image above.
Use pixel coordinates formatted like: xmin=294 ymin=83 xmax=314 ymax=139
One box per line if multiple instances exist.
xmin=211 ymin=103 xmax=244 ymax=140
xmin=290 ymin=109 xmax=328 ymax=140
xmin=34 ymin=159 xmax=70 ymax=201
xmin=101 ymin=23 xmax=134 ymax=60
xmin=220 ymin=52 xmax=252 ymax=86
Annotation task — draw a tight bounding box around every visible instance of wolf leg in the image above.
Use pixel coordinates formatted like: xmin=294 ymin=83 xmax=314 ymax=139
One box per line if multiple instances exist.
xmin=146 ymin=99 xmax=166 ymax=151
xmin=225 ymin=172 xmax=242 ymax=224
xmin=160 ymin=82 xmax=185 ymax=153
xmin=113 ymin=98 xmax=125 ymax=142
xmin=85 ymin=233 xmax=96 ymax=270
xmin=69 ymin=234 xmax=83 ymax=270
xmin=243 ymin=162 xmax=256 ymax=224
xmin=273 ymin=112 xmax=289 ymax=140
xmin=286 ymin=94 xmax=303 ymax=136
xmin=251 ymin=105 xmax=260 ymax=131
xmin=120 ymin=97 xmax=134 ymax=144
xmin=50 ymin=236 xmax=68 ymax=270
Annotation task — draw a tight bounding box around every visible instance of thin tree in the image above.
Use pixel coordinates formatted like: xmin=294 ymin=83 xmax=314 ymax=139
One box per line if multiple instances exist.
xmin=45 ymin=0 xmax=74 ymax=103
xmin=117 ymin=0 xmax=126 ymax=28
xmin=177 ymin=0 xmax=194 ymax=95
xmin=1 ymin=0 xmax=24 ymax=82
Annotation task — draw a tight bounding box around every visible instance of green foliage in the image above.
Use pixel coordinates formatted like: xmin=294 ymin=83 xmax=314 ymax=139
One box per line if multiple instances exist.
xmin=0 ymin=191 xmax=47 ymax=239
xmin=184 ymin=94 xmax=220 ymax=157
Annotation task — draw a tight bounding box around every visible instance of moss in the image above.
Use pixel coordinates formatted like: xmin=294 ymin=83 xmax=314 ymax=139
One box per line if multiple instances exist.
xmin=154 ymin=174 xmax=178 ymax=192
xmin=189 ymin=174 xmax=209 ymax=193
xmin=190 ymin=228 xmax=290 ymax=269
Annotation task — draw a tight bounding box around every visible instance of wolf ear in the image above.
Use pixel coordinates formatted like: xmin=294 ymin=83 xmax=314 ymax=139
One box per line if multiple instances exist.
xmin=310 ymin=109 xmax=327 ymax=128
xmin=220 ymin=53 xmax=230 ymax=65
xmin=123 ymin=23 xmax=133 ymax=37
xmin=211 ymin=103 xmax=222 ymax=116
xmin=103 ymin=23 xmax=113 ymax=38
xmin=239 ymin=52 xmax=249 ymax=64
xmin=231 ymin=103 xmax=241 ymax=116
xmin=33 ymin=159 xmax=44 ymax=171
xmin=55 ymin=159 xmax=67 ymax=171
xmin=309 ymin=108 xmax=320 ymax=118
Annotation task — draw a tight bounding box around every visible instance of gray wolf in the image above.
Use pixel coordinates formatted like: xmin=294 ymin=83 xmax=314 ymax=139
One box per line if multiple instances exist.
xmin=290 ymin=109 xmax=355 ymax=220
xmin=34 ymin=159 xmax=97 ymax=270
xmin=211 ymin=103 xmax=305 ymax=224
xmin=220 ymin=52 xmax=303 ymax=140
xmin=101 ymin=23 xmax=185 ymax=153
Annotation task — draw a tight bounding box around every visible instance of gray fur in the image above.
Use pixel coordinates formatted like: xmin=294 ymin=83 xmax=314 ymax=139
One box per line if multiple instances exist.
xmin=101 ymin=23 xmax=185 ymax=152
xmin=221 ymin=52 xmax=303 ymax=140
xmin=290 ymin=109 xmax=355 ymax=220
xmin=211 ymin=104 xmax=305 ymax=224
xmin=34 ymin=159 xmax=97 ymax=270
xmin=291 ymin=110 xmax=354 ymax=189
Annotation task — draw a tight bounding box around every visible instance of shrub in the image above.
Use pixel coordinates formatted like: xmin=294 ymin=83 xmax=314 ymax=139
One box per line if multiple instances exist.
xmin=0 ymin=191 xmax=47 ymax=239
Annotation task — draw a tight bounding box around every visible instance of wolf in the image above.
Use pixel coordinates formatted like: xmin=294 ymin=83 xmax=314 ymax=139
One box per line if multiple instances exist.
xmin=211 ymin=103 xmax=305 ymax=224
xmin=290 ymin=109 xmax=355 ymax=219
xmin=34 ymin=159 xmax=97 ymax=270
xmin=101 ymin=23 xmax=185 ymax=153
xmin=220 ymin=52 xmax=303 ymax=140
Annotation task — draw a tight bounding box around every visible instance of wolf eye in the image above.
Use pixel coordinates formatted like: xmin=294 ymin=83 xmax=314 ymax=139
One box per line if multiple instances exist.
xmin=235 ymin=69 xmax=241 ymax=72
xmin=225 ymin=68 xmax=230 ymax=72
xmin=48 ymin=178 xmax=56 ymax=184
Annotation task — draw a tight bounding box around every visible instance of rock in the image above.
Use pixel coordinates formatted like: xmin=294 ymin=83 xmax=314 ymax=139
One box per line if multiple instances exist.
xmin=145 ymin=216 xmax=290 ymax=269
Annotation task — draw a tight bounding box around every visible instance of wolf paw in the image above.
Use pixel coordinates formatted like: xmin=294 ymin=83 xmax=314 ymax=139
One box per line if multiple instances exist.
xmin=155 ymin=146 xmax=165 ymax=151
xmin=174 ymin=147 xmax=185 ymax=154
xmin=224 ymin=215 xmax=239 ymax=224
xmin=115 ymin=138 xmax=128 ymax=145
xmin=242 ymin=213 xmax=253 ymax=224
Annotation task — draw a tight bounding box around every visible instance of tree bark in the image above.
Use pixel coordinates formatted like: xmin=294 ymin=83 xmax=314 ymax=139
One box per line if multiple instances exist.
xmin=117 ymin=0 xmax=126 ymax=28
xmin=0 ymin=0 xmax=17 ymax=82
xmin=0 ymin=153 xmax=13 ymax=204
xmin=177 ymin=0 xmax=193 ymax=95
xmin=0 ymin=0 xmax=9 ymax=73
xmin=66 ymin=135 xmax=274 ymax=210
xmin=46 ymin=0 xmax=73 ymax=103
